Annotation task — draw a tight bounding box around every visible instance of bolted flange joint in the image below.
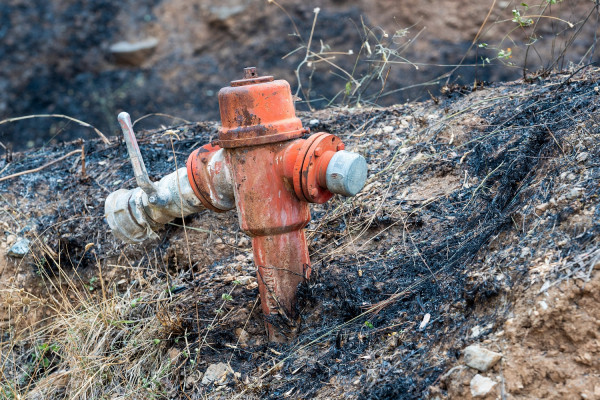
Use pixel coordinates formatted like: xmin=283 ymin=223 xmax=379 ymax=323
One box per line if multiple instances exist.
xmin=283 ymin=132 xmax=368 ymax=204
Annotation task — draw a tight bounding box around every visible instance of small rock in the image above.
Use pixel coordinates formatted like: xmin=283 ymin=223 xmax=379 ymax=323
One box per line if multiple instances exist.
xmin=309 ymin=119 xmax=320 ymax=126
xmin=208 ymin=4 xmax=247 ymax=21
xmin=470 ymin=325 xmax=482 ymax=339
xmin=387 ymin=139 xmax=400 ymax=147
xmin=576 ymin=152 xmax=589 ymax=163
xmin=412 ymin=152 xmax=427 ymax=163
xmin=463 ymin=344 xmax=502 ymax=372
xmin=110 ymin=37 xmax=159 ymax=66
xmin=5 ymin=234 xmax=16 ymax=247
xmin=185 ymin=370 xmax=203 ymax=389
xmin=8 ymin=238 xmax=30 ymax=258
xmin=168 ymin=347 xmax=180 ymax=362
xmin=382 ymin=126 xmax=395 ymax=133
xmin=470 ymin=374 xmax=497 ymax=397
xmin=201 ymin=362 xmax=230 ymax=385
xmin=235 ymin=276 xmax=254 ymax=285
xmin=566 ymin=187 xmax=584 ymax=200
xmin=399 ymin=146 xmax=413 ymax=155
xmin=419 ymin=313 xmax=431 ymax=330
xmin=519 ymin=247 xmax=531 ymax=259
xmin=534 ymin=202 xmax=550 ymax=216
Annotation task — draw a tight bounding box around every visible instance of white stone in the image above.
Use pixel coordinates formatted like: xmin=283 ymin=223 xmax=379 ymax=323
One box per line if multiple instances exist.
xmin=7 ymin=238 xmax=30 ymax=258
xmin=566 ymin=187 xmax=584 ymax=200
xmin=201 ymin=362 xmax=230 ymax=385
xmin=109 ymin=37 xmax=158 ymax=66
xmin=5 ymin=234 xmax=16 ymax=247
xmin=419 ymin=313 xmax=431 ymax=330
xmin=470 ymin=374 xmax=497 ymax=397
xmin=576 ymin=152 xmax=589 ymax=162
xmin=463 ymin=344 xmax=502 ymax=372
xmin=382 ymin=126 xmax=395 ymax=133
xmin=235 ymin=276 xmax=254 ymax=285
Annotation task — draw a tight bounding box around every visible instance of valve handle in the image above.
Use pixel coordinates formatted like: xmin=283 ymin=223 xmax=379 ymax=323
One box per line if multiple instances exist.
xmin=117 ymin=112 xmax=157 ymax=198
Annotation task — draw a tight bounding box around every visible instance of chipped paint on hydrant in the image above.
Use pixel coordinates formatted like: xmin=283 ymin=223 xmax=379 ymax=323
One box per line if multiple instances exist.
xmin=105 ymin=67 xmax=368 ymax=341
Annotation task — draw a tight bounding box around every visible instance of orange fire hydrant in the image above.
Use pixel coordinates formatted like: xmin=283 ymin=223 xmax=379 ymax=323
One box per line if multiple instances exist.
xmin=105 ymin=67 xmax=367 ymax=341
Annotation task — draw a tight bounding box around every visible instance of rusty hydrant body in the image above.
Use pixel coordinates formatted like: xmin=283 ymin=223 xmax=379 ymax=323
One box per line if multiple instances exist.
xmin=106 ymin=68 xmax=367 ymax=341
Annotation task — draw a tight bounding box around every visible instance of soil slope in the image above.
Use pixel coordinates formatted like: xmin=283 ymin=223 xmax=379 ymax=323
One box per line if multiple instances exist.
xmin=0 ymin=67 xmax=599 ymax=399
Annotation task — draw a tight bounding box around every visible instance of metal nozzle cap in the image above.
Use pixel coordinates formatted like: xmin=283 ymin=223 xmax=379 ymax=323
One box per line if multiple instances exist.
xmin=325 ymin=150 xmax=367 ymax=197
xmin=105 ymin=188 xmax=158 ymax=244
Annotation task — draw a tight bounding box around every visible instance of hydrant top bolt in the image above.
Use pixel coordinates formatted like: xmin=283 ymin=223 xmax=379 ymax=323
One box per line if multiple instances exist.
xmin=244 ymin=67 xmax=258 ymax=79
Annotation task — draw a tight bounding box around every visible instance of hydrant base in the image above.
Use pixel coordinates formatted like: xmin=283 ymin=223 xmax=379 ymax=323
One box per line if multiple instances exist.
xmin=252 ymin=230 xmax=311 ymax=341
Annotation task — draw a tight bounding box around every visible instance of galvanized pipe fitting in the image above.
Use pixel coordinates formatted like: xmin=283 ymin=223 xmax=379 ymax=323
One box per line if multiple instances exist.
xmin=105 ymin=167 xmax=207 ymax=243
xmin=105 ymin=113 xmax=234 ymax=243
xmin=325 ymin=150 xmax=367 ymax=197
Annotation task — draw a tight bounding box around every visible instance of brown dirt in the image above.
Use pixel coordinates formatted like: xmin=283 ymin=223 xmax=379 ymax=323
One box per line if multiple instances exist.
xmin=503 ymin=268 xmax=600 ymax=399
xmin=437 ymin=268 xmax=600 ymax=400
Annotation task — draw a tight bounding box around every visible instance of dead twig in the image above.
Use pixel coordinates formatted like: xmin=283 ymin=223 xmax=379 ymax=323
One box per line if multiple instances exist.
xmin=0 ymin=149 xmax=82 ymax=183
xmin=132 ymin=113 xmax=192 ymax=127
xmin=0 ymin=114 xmax=110 ymax=144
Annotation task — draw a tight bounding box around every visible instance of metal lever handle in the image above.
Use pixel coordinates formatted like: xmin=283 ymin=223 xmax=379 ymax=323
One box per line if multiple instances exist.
xmin=117 ymin=112 xmax=157 ymax=198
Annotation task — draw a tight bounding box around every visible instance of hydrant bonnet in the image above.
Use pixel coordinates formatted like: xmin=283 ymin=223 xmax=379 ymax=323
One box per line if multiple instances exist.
xmin=218 ymin=70 xmax=306 ymax=148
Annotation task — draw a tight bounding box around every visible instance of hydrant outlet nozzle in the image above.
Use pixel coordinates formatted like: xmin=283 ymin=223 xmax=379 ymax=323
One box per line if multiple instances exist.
xmin=325 ymin=150 xmax=368 ymax=197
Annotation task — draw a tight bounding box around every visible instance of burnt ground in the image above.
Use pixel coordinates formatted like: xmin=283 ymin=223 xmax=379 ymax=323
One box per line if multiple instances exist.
xmin=0 ymin=67 xmax=599 ymax=399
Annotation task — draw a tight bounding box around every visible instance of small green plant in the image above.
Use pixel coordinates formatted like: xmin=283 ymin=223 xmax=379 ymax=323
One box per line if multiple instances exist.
xmin=87 ymin=276 xmax=98 ymax=291
xmin=497 ymin=48 xmax=513 ymax=60
xmin=364 ymin=321 xmax=374 ymax=329
xmin=221 ymin=293 xmax=233 ymax=301
xmin=512 ymin=9 xmax=534 ymax=27
xmin=33 ymin=342 xmax=60 ymax=369
xmin=130 ymin=297 xmax=142 ymax=307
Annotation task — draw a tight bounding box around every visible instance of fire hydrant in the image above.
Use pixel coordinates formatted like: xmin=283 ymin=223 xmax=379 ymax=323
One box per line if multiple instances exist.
xmin=105 ymin=67 xmax=367 ymax=341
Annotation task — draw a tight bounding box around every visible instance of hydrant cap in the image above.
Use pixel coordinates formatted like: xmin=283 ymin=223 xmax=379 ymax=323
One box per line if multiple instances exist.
xmin=217 ymin=69 xmax=306 ymax=148
xmin=325 ymin=151 xmax=368 ymax=197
